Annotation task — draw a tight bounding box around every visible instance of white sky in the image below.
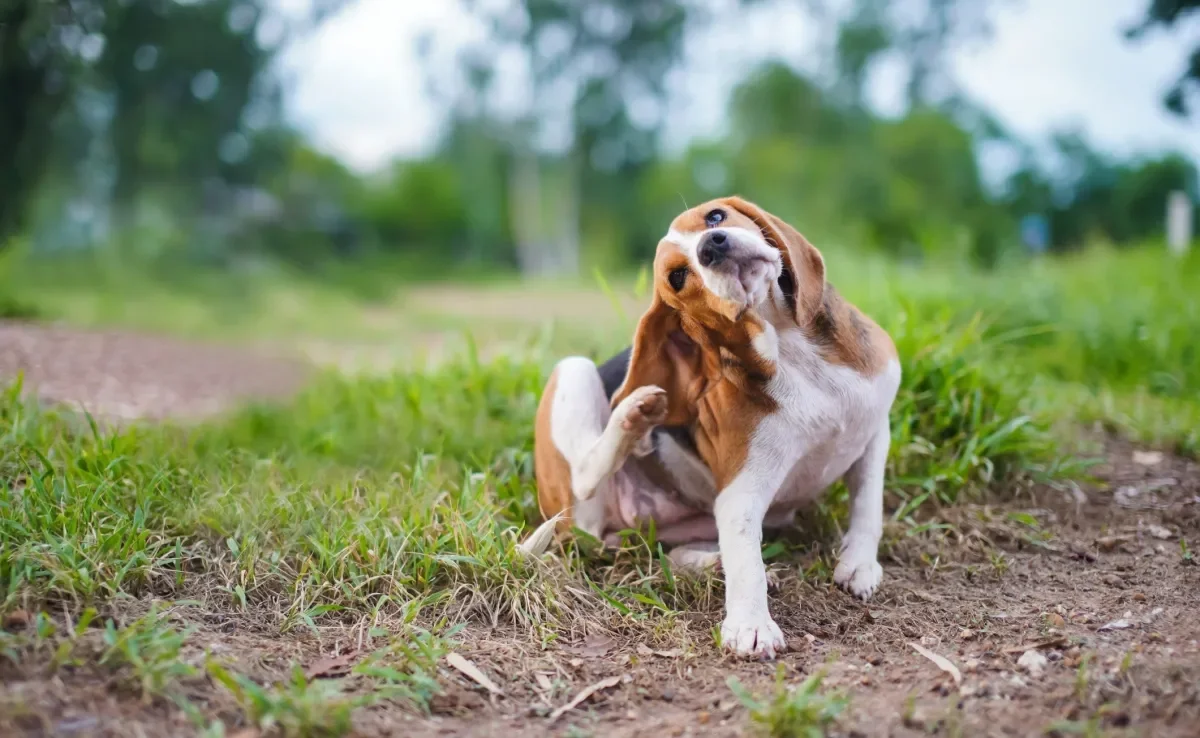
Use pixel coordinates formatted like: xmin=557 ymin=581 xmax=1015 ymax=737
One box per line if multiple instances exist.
xmin=277 ymin=0 xmax=1200 ymax=175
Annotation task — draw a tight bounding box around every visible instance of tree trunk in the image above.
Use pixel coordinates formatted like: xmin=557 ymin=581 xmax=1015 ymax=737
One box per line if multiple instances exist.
xmin=0 ymin=2 xmax=68 ymax=247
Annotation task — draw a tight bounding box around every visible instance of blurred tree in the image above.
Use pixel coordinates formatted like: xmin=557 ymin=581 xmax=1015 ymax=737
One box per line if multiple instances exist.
xmin=1127 ymin=0 xmax=1200 ymax=115
xmin=97 ymin=0 xmax=275 ymax=227
xmin=833 ymin=0 xmax=890 ymax=108
xmin=442 ymin=0 xmax=751 ymax=273
xmin=730 ymin=62 xmax=849 ymax=143
xmin=861 ymin=0 xmax=1005 ymax=109
xmin=0 ymin=1 xmax=100 ymax=247
xmin=0 ymin=0 xmax=354 ymax=251
xmin=1005 ymin=130 xmax=1197 ymax=249
xmin=1112 ymin=153 xmax=1198 ymax=240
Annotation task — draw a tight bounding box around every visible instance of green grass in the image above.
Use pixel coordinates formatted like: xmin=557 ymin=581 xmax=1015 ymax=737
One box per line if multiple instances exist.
xmin=828 ymin=244 xmax=1200 ymax=457
xmin=729 ymin=665 xmax=848 ymax=738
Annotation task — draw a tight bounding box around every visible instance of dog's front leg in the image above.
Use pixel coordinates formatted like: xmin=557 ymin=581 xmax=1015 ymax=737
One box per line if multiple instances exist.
xmin=715 ymin=456 xmax=791 ymax=659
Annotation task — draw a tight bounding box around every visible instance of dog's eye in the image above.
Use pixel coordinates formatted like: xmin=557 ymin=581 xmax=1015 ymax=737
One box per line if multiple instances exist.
xmin=668 ymin=267 xmax=688 ymax=291
xmin=704 ymin=209 xmax=726 ymax=227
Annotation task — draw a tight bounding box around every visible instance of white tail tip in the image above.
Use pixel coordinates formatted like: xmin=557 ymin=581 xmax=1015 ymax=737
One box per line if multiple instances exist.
xmin=516 ymin=514 xmax=563 ymax=558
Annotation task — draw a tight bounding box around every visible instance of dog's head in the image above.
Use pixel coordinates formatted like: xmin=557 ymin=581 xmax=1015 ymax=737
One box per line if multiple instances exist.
xmin=610 ymin=196 xmax=827 ymax=423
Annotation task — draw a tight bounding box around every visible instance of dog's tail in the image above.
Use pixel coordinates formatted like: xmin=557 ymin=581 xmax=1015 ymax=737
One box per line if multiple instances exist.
xmin=515 ymin=513 xmax=563 ymax=558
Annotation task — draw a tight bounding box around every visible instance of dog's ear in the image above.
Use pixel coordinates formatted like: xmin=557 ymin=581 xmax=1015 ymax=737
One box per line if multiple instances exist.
xmin=611 ymin=290 xmax=704 ymax=426
xmin=724 ymin=196 xmax=826 ymax=325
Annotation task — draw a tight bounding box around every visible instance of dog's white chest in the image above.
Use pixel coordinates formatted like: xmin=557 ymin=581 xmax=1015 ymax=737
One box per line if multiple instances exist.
xmin=760 ymin=333 xmax=900 ymax=508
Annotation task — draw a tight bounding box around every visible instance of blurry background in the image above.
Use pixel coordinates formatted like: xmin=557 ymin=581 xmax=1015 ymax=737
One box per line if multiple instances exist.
xmin=3 ymin=0 xmax=1198 ymax=271
xmin=1 ymin=0 xmax=1199 ymax=439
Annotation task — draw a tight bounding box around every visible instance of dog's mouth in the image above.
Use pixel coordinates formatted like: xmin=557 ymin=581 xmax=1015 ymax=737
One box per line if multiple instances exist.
xmin=710 ymin=251 xmax=781 ymax=314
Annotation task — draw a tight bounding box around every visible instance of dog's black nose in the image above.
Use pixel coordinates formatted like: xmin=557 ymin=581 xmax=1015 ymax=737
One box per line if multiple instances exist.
xmin=698 ymin=231 xmax=729 ymax=267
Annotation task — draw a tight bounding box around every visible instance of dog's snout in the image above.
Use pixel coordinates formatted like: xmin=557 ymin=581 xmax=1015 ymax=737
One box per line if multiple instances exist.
xmin=698 ymin=231 xmax=730 ymax=267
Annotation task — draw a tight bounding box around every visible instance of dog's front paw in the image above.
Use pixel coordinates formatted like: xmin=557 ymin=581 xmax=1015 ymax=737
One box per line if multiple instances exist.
xmin=721 ymin=612 xmax=786 ymax=660
xmin=834 ymin=553 xmax=883 ymax=601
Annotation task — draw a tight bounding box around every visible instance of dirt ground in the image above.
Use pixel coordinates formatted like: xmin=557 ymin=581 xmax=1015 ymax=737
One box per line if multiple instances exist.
xmin=0 ymin=321 xmax=307 ymax=422
xmin=2 ymin=322 xmax=1198 ymax=737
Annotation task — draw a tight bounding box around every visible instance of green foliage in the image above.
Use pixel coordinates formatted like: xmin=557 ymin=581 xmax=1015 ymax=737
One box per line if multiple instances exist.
xmin=1007 ymin=133 xmax=1200 ymax=249
xmin=0 ymin=2 xmax=82 ymax=243
xmin=887 ymin=315 xmax=1063 ymax=510
xmin=0 ymin=241 xmax=38 ymax=318
xmin=361 ymin=160 xmax=469 ymax=255
xmin=204 ymin=627 xmax=447 ymax=736
xmin=207 ymin=661 xmax=363 ymax=738
xmin=7 ymin=0 xmax=1195 ymax=272
xmin=1126 ymin=0 xmax=1200 ymax=115
xmin=729 ymin=665 xmax=849 ymax=738
xmin=100 ymin=609 xmax=198 ymax=699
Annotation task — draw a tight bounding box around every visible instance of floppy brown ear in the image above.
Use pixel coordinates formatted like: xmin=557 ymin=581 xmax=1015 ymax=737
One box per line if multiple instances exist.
xmin=725 ymin=196 xmax=826 ymax=324
xmin=611 ymin=291 xmax=702 ymax=426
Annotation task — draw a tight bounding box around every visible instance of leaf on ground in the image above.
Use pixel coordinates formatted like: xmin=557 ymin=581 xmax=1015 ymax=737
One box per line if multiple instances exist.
xmin=304 ymin=651 xmax=359 ymax=680
xmin=909 ymin=642 xmax=963 ymax=687
xmin=445 ymin=652 xmax=505 ymax=696
xmin=565 ymin=634 xmax=616 ymax=658
xmin=547 ymin=675 xmax=622 ymax=724
xmin=636 ymin=644 xmax=682 ymax=658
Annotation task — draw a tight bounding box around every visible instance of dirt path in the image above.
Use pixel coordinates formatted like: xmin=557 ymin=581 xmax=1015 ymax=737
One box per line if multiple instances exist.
xmin=0 ymin=321 xmax=307 ymax=421
xmin=2 ymin=323 xmax=1198 ymax=737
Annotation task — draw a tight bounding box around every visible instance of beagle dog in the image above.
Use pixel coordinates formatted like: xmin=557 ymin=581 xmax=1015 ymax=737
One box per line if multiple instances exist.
xmin=527 ymin=197 xmax=900 ymax=659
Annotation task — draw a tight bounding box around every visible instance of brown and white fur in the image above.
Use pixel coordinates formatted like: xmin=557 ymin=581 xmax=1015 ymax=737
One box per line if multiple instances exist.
xmin=526 ymin=197 xmax=900 ymax=659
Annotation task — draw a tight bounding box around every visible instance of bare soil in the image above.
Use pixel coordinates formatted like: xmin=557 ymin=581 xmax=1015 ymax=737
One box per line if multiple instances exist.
xmin=0 ymin=321 xmax=307 ymax=421
xmin=2 ymin=325 xmax=1198 ymax=738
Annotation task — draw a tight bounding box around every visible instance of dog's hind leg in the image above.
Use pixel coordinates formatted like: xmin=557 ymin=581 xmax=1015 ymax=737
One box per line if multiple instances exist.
xmin=546 ymin=357 xmax=666 ymax=536
xmin=833 ymin=415 xmax=888 ymax=600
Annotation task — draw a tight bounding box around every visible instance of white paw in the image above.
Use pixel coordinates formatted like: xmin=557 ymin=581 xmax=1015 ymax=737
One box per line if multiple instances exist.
xmin=721 ymin=612 xmax=786 ymax=660
xmin=614 ymin=385 xmax=668 ymax=437
xmin=834 ymin=553 xmax=883 ymax=601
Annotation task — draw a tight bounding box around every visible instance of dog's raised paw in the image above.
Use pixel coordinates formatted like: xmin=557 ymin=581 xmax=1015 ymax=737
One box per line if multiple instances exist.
xmin=617 ymin=385 xmax=668 ymax=433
